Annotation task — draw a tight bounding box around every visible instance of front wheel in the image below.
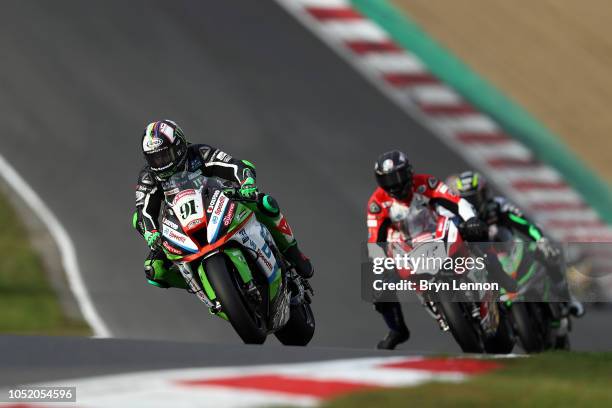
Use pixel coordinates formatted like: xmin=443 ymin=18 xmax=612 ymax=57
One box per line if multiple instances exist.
xmin=274 ymin=302 xmax=315 ymax=346
xmin=483 ymin=306 xmax=515 ymax=354
xmin=203 ymin=254 xmax=267 ymax=344
xmin=438 ymin=301 xmax=483 ymax=353
xmin=511 ymin=303 xmax=546 ymax=353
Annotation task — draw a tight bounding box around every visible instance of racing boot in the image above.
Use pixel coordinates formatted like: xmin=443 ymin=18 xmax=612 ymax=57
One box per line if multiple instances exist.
xmin=377 ymin=329 xmax=411 ymax=350
xmin=283 ymin=243 xmax=314 ymax=279
xmin=569 ymin=296 xmax=585 ymax=318
xmin=375 ymin=302 xmax=410 ymax=350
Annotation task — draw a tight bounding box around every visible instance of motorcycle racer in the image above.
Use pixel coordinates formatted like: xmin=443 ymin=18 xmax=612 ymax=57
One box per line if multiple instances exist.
xmin=448 ymin=170 xmax=584 ymax=317
xmin=133 ymin=119 xmax=313 ymax=289
xmin=367 ymin=150 xmax=514 ymax=350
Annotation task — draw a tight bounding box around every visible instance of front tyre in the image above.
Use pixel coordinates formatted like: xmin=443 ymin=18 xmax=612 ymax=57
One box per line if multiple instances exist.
xmin=483 ymin=307 xmax=515 ymax=354
xmin=438 ymin=301 xmax=484 ymax=353
xmin=274 ymin=303 xmax=315 ymax=346
xmin=204 ymin=254 xmax=266 ymax=344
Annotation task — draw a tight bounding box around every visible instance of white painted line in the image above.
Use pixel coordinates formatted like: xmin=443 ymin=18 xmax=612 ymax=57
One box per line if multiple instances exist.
xmin=0 ymin=153 xmax=111 ymax=337
xmin=321 ymin=20 xmax=389 ymax=42
xmin=361 ymin=52 xmax=426 ymax=74
xmin=410 ymin=84 xmax=463 ymax=105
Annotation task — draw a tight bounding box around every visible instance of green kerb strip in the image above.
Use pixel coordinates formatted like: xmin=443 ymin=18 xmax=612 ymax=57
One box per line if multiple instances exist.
xmin=351 ymin=0 xmax=612 ymax=223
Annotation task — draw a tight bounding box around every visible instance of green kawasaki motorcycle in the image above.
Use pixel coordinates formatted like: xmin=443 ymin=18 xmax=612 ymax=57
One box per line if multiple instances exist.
xmin=159 ymin=170 xmax=315 ymax=345
xmin=499 ymin=240 xmax=571 ymax=352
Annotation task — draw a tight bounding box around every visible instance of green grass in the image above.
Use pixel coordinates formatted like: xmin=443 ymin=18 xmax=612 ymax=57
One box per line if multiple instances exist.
xmin=0 ymin=193 xmax=90 ymax=335
xmin=325 ymin=352 xmax=612 ymax=408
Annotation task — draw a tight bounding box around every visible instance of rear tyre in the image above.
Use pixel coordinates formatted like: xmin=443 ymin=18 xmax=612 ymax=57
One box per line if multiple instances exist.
xmin=274 ymin=303 xmax=315 ymax=346
xmin=204 ymin=254 xmax=266 ymax=344
xmin=438 ymin=301 xmax=483 ymax=353
xmin=511 ymin=303 xmax=545 ymax=353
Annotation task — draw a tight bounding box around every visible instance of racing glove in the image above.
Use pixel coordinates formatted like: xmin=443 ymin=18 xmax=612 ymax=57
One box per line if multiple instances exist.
xmin=239 ymin=176 xmax=258 ymax=199
xmin=535 ymin=237 xmax=561 ymax=265
xmin=144 ymin=230 xmax=161 ymax=250
xmin=459 ymin=217 xmax=488 ymax=242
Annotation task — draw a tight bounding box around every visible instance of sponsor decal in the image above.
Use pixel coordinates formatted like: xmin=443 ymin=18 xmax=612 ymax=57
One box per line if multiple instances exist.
xmin=187 ymin=219 xmax=202 ymax=229
xmin=223 ymin=203 xmax=236 ymax=226
xmin=135 ymin=191 xmax=145 ymax=202
xmin=169 ymin=230 xmax=186 ymax=243
xmin=428 ymin=177 xmax=439 ymax=189
xmin=163 ymin=218 xmax=179 ymax=230
xmin=369 ymin=202 xmax=381 ymax=214
xmin=276 ymin=216 xmax=293 ymax=237
xmin=214 ymin=195 xmax=226 ymax=216
xmin=172 ymin=189 xmax=196 ymax=204
xmin=367 ymin=219 xmax=378 ymax=228
xmin=436 ymin=184 xmax=448 ymax=194
xmin=163 ymin=241 xmax=182 ymax=255
xmin=144 ymin=136 xmax=163 ymax=151
xmin=215 ymin=151 xmax=232 ymax=162
xmin=257 ymin=248 xmax=273 ymax=271
xmin=164 ymin=188 xmax=179 ymax=196
xmin=207 ymin=190 xmax=220 ymax=213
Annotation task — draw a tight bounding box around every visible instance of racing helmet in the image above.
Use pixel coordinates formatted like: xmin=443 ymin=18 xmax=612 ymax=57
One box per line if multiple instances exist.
xmin=374 ymin=150 xmax=413 ymax=199
xmin=452 ymin=170 xmax=489 ymax=212
xmin=141 ymin=120 xmax=188 ymax=180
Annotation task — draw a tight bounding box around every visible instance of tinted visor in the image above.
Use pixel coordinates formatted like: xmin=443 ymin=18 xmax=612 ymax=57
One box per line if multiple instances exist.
xmin=145 ymin=147 xmax=177 ymax=171
xmin=376 ymin=168 xmax=412 ymax=195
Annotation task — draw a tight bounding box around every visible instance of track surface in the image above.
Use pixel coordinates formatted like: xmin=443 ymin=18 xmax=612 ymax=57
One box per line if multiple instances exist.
xmin=0 ymin=335 xmax=412 ymax=387
xmin=0 ymin=0 xmax=608 ymax=356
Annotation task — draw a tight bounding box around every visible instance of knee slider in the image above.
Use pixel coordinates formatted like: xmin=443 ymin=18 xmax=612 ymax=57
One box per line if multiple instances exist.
xmin=258 ymin=195 xmax=280 ymax=217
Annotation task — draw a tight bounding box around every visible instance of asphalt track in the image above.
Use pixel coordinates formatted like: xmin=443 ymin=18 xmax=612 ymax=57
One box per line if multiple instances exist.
xmin=0 ymin=335 xmax=413 ymax=387
xmin=0 ymin=0 xmax=609 ymax=366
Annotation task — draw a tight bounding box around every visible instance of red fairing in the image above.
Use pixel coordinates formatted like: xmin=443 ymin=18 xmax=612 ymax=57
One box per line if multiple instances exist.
xmin=366 ymin=174 xmax=472 ymax=243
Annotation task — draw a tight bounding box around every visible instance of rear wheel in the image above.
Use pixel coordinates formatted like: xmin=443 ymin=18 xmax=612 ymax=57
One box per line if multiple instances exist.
xmin=438 ymin=301 xmax=483 ymax=353
xmin=203 ymin=254 xmax=267 ymax=344
xmin=274 ymin=303 xmax=315 ymax=346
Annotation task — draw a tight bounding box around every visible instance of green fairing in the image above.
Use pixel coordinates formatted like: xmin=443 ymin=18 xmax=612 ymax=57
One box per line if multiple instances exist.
xmin=518 ymin=263 xmax=538 ymax=286
xmin=499 ymin=242 xmax=524 ymax=275
xmin=269 ymin=269 xmax=281 ymax=299
xmin=228 ymin=202 xmax=252 ymax=231
xmin=197 ymin=263 xmax=217 ymax=301
xmin=508 ymin=213 xmax=543 ymax=240
xmin=132 ymin=211 xmax=138 ymax=229
xmin=225 ymin=248 xmax=254 ymax=284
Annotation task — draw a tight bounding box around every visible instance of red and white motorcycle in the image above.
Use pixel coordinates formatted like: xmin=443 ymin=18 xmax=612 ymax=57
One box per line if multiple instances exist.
xmin=385 ymin=201 xmax=515 ymax=353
